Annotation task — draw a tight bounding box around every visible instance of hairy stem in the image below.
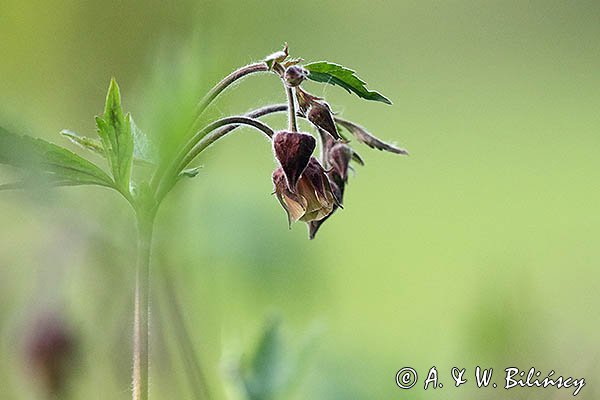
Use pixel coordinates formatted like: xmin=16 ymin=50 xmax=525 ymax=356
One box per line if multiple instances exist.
xmin=149 ymin=62 xmax=269 ymax=194
xmin=178 ymin=116 xmax=275 ymax=171
xmin=190 ymin=62 xmax=268 ymax=135
xmin=286 ymin=86 xmax=297 ymax=132
xmin=132 ymin=212 xmax=155 ymax=400
xmin=155 ymin=117 xmax=275 ymax=200
xmin=185 ymin=105 xmax=287 ymax=143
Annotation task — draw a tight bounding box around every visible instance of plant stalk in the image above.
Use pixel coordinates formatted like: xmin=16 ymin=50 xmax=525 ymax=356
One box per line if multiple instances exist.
xmin=154 ymin=117 xmax=275 ymax=201
xmin=149 ymin=62 xmax=268 ymax=194
xmin=189 ymin=62 xmax=268 ymax=140
xmin=132 ymin=212 xmax=155 ymax=400
xmin=286 ymin=86 xmax=298 ymax=132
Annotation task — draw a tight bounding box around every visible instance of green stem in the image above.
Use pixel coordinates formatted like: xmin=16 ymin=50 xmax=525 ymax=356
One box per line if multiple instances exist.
xmin=149 ymin=62 xmax=268 ymax=194
xmin=155 ymin=117 xmax=275 ymax=201
xmin=132 ymin=211 xmax=155 ymax=400
xmin=193 ymin=62 xmax=268 ymax=124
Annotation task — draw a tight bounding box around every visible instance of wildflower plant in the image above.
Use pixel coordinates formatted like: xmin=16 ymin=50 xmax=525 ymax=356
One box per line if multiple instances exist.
xmin=0 ymin=44 xmax=407 ymax=399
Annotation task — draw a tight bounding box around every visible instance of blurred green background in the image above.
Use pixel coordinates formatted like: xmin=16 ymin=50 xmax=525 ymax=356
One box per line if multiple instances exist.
xmin=1 ymin=0 xmax=599 ymax=399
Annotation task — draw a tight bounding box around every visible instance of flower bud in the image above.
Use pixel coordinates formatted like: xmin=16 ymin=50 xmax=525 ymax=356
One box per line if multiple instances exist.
xmin=328 ymin=143 xmax=353 ymax=183
xmin=272 ymin=131 xmax=316 ymax=191
xmin=307 ymin=102 xmax=341 ymax=140
xmin=284 ymin=65 xmax=309 ymax=87
xmin=272 ymin=158 xmax=336 ymax=226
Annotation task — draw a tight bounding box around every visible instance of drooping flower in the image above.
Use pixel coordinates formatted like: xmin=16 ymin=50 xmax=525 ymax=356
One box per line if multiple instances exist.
xmin=306 ymin=131 xmax=355 ymax=238
xmin=328 ymin=142 xmax=353 ymax=183
xmin=272 ymin=130 xmax=316 ymax=191
xmin=307 ymin=101 xmax=341 ymax=140
xmin=272 ymin=157 xmax=337 ymax=226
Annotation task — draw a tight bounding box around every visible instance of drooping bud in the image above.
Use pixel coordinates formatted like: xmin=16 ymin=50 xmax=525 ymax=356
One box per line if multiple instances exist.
xmin=307 ymin=102 xmax=341 ymax=140
xmin=307 ymin=207 xmax=336 ymax=240
xmin=298 ymin=157 xmax=338 ymax=221
xmin=284 ymin=65 xmax=309 ymax=87
xmin=272 ymin=158 xmax=337 ymax=226
xmin=328 ymin=143 xmax=353 ymax=183
xmin=272 ymin=131 xmax=316 ymax=191
xmin=295 ymin=87 xmax=321 ymax=116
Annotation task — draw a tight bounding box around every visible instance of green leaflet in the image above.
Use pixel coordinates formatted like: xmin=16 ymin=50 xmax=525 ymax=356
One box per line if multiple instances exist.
xmin=0 ymin=126 xmax=114 ymax=189
xmin=61 ymin=129 xmax=106 ymax=157
xmin=62 ymin=119 xmax=156 ymax=167
xmin=95 ymin=78 xmax=134 ymax=191
xmin=304 ymin=61 xmax=392 ymax=105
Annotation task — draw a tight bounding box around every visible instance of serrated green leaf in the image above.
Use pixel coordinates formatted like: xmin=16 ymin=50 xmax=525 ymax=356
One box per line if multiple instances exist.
xmin=62 ymin=127 xmax=155 ymax=167
xmin=0 ymin=126 xmax=114 ymax=189
xmin=61 ymin=130 xmax=105 ymax=156
xmin=304 ymin=61 xmax=392 ymax=104
xmin=95 ymin=78 xmax=134 ymax=191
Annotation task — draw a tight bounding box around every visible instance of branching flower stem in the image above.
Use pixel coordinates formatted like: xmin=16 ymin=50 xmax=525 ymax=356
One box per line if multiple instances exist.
xmin=149 ymin=62 xmax=269 ymax=195
xmin=155 ymin=117 xmax=274 ymax=201
xmin=190 ymin=62 xmax=268 ymax=132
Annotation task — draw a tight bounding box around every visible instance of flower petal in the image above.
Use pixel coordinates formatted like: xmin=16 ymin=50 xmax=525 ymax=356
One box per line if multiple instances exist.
xmin=272 ymin=131 xmax=316 ymax=192
xmin=272 ymin=168 xmax=307 ymax=226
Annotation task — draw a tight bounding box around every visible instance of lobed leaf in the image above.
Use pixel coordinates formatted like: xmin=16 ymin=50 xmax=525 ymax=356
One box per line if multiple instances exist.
xmin=304 ymin=61 xmax=392 ymax=105
xmin=0 ymin=126 xmax=114 ymax=189
xmin=61 ymin=130 xmax=105 ymax=156
xmin=62 ymin=125 xmax=155 ymax=167
xmin=95 ymin=78 xmax=134 ymax=191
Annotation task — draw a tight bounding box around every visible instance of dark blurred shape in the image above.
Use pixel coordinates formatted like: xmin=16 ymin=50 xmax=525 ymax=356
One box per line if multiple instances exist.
xmin=25 ymin=313 xmax=77 ymax=398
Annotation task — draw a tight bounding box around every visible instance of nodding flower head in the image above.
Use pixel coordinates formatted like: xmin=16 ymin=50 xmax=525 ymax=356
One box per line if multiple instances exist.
xmin=307 ymin=136 xmax=354 ymax=239
xmin=307 ymin=101 xmax=341 ymax=140
xmin=272 ymin=130 xmax=316 ymax=191
xmin=328 ymin=142 xmax=353 ymax=184
xmin=273 ymin=157 xmax=337 ymax=226
xmin=284 ymin=65 xmax=309 ymax=87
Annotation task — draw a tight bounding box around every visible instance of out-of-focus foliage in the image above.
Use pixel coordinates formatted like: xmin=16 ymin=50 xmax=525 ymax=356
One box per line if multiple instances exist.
xmin=0 ymin=126 xmax=114 ymax=189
